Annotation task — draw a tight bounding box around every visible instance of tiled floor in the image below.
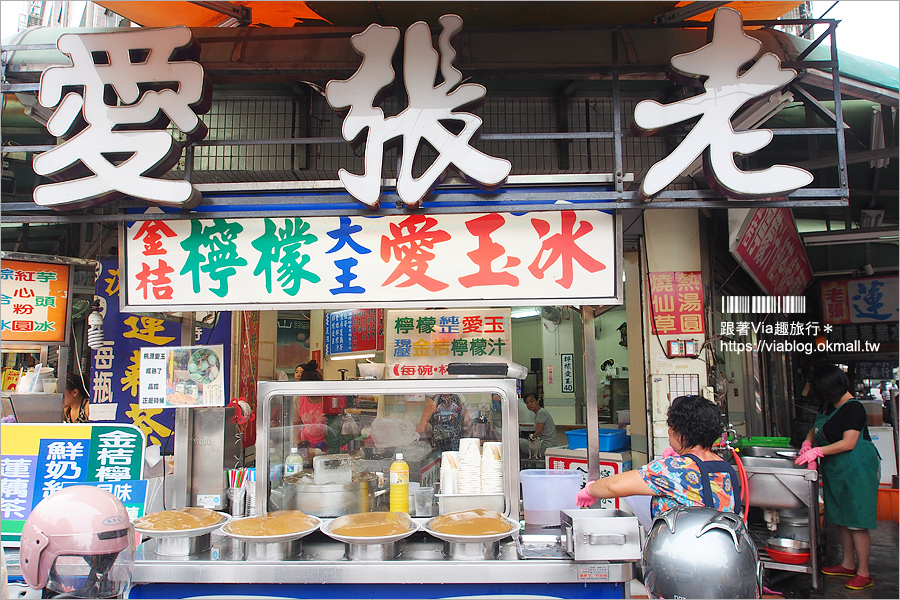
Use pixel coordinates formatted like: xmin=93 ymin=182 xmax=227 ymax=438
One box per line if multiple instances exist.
xmin=763 ymin=519 xmax=899 ymax=599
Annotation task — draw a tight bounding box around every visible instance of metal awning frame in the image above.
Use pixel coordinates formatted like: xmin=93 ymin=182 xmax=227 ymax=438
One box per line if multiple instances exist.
xmin=0 ymin=16 xmax=858 ymax=223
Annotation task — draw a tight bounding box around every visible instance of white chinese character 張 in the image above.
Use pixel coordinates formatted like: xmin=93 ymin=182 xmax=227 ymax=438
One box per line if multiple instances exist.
xmin=33 ymin=27 xmax=210 ymax=210
xmin=326 ymin=14 xmax=511 ymax=207
xmin=633 ymin=7 xmax=813 ymax=199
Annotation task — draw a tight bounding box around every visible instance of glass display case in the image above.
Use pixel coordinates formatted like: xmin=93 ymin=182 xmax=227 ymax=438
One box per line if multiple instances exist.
xmin=255 ymin=378 xmax=520 ymax=519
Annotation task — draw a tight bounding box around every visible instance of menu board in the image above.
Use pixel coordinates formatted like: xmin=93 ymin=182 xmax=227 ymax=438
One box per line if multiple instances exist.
xmin=0 ymin=423 xmax=146 ymax=545
xmin=384 ymin=308 xmax=511 ymax=378
xmin=0 ymin=259 xmax=70 ymax=343
xmin=138 ymin=345 xmax=226 ymax=409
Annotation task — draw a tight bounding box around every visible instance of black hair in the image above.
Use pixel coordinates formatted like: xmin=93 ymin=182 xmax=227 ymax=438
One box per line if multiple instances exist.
xmin=65 ymin=372 xmax=88 ymax=399
xmin=524 ymin=392 xmax=543 ymax=408
xmin=666 ymin=395 xmax=722 ymax=450
xmin=298 ymin=360 xmax=322 ymax=381
xmin=810 ymin=364 xmax=851 ymax=405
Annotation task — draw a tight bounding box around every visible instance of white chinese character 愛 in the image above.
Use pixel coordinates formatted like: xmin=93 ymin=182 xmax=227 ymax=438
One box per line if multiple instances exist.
xmin=633 ymin=8 xmax=813 ymax=199
xmin=326 ymin=15 xmax=511 ymax=207
xmin=33 ymin=27 xmax=209 ymax=210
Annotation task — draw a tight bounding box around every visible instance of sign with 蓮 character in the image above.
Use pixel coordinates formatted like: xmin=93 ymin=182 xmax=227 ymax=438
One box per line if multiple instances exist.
xmin=0 ymin=423 xmax=145 ymax=545
xmin=0 ymin=259 xmax=71 ymax=344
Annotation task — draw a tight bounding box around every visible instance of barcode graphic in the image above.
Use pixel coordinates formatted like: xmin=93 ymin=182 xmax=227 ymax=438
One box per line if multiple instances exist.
xmin=722 ymin=296 xmax=806 ymax=314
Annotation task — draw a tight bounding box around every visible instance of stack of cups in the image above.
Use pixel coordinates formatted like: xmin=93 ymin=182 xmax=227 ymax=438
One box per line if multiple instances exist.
xmin=457 ymin=437 xmax=482 ymax=494
xmin=440 ymin=451 xmax=460 ymax=495
xmin=481 ymin=441 xmax=504 ymax=494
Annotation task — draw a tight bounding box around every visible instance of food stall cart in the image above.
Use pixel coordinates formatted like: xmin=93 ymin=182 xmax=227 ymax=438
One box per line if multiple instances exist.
xmin=127 ymin=377 xmax=641 ymax=599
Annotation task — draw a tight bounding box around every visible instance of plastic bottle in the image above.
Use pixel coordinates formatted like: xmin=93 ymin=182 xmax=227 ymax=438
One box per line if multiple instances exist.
xmin=389 ymin=452 xmax=410 ymax=513
xmin=285 ymin=447 xmax=304 ymax=477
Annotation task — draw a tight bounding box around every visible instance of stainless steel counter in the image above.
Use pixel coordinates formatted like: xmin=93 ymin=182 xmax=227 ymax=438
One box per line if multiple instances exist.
xmin=129 ymin=526 xmax=635 ymax=586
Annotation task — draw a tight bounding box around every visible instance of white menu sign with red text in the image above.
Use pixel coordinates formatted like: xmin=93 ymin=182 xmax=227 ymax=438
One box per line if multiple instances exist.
xmin=122 ymin=210 xmax=619 ymax=311
xmin=384 ymin=308 xmax=511 ymax=379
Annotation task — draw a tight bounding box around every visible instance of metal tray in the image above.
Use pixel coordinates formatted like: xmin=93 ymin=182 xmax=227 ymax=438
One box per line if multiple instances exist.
xmin=423 ymin=513 xmax=519 ymax=544
xmin=220 ymin=514 xmax=321 ymax=543
xmin=320 ymin=512 xmax=419 ymax=545
xmin=134 ymin=511 xmax=231 ymax=538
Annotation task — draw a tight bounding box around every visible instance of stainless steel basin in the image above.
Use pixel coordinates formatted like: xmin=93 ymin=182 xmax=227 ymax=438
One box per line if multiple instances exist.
xmin=739 ymin=446 xmax=798 ymax=459
xmin=738 ymin=448 xmax=817 ymax=510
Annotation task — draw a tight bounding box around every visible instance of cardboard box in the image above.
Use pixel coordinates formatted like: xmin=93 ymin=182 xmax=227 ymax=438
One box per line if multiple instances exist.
xmin=544 ymin=446 xmax=632 ymax=509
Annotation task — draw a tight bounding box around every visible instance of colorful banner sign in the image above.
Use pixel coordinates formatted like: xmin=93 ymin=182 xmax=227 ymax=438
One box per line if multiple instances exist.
xmin=0 ymin=259 xmax=70 ymax=343
xmin=820 ymin=276 xmax=899 ymax=325
xmin=648 ymin=271 xmax=705 ymax=335
xmin=325 ymin=309 xmax=384 ymax=356
xmin=0 ymin=423 xmax=145 ymax=544
xmin=138 ymin=345 xmax=226 ymax=409
xmin=92 ymin=259 xmax=231 ymax=449
xmin=123 ymin=211 xmax=620 ymax=310
xmin=730 ymin=208 xmax=813 ymax=296
xmin=384 ymin=308 xmax=511 ymax=378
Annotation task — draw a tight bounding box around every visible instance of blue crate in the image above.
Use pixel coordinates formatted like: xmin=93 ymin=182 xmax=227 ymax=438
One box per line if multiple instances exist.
xmin=565 ymin=428 xmax=629 ymax=451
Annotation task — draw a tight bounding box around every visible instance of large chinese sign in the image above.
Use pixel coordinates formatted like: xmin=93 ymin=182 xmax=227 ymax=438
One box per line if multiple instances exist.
xmin=325 ymin=309 xmax=385 ymax=356
xmin=634 ymin=7 xmax=813 ymax=199
xmin=326 ymin=15 xmax=510 ymax=207
xmin=730 ymin=208 xmax=813 ymax=296
xmin=648 ymin=271 xmax=705 ymax=335
xmin=92 ymin=259 xmax=231 ymax=449
xmin=33 ymin=27 xmax=210 ymax=210
xmin=123 ymin=210 xmax=619 ymax=310
xmin=384 ymin=308 xmax=511 ymax=378
xmin=0 ymin=423 xmax=145 ymax=545
xmin=0 ymin=259 xmax=70 ymax=343
xmin=820 ymin=276 xmax=899 ymax=324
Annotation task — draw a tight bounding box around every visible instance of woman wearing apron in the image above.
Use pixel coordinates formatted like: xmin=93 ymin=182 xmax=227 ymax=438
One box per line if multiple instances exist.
xmin=796 ymin=364 xmax=881 ymax=591
xmin=575 ymin=395 xmax=742 ymax=517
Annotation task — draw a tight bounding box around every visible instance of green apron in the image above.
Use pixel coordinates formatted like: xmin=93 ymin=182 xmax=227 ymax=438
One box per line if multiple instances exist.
xmin=814 ymin=400 xmax=881 ymax=529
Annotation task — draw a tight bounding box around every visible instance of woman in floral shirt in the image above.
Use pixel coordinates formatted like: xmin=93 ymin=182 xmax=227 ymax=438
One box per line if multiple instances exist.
xmin=576 ymin=395 xmax=741 ymax=518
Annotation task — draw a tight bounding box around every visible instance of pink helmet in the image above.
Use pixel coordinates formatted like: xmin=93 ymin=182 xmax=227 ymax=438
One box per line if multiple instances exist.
xmin=20 ymin=485 xmax=135 ymax=597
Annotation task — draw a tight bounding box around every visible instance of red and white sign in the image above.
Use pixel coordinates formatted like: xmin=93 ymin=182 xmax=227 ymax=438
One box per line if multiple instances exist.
xmin=123 ymin=210 xmax=619 ymax=311
xmin=730 ymin=208 xmax=813 ymax=296
xmin=820 ymin=276 xmax=899 ymax=325
xmin=648 ymin=271 xmax=705 ymax=335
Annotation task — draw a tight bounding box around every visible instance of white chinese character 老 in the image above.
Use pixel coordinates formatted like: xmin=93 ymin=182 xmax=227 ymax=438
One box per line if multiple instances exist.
xmin=633 ymin=8 xmax=813 ymax=199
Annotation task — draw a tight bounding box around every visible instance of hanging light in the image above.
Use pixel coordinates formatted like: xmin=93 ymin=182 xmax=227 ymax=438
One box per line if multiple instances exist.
xmin=86 ymin=300 xmax=104 ymax=350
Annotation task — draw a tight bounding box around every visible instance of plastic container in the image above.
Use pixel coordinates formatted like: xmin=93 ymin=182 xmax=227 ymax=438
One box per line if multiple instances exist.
xmin=565 ymin=428 xmax=628 ymax=451
xmin=877 ymin=485 xmax=898 ymax=522
xmin=284 ymin=447 xmax=304 ymax=477
xmin=519 ymin=469 xmax=582 ymax=526
xmin=389 ymin=453 xmax=410 ymax=513
xmin=358 ymin=362 xmax=385 ymax=379
xmin=733 ymin=436 xmax=791 ymax=450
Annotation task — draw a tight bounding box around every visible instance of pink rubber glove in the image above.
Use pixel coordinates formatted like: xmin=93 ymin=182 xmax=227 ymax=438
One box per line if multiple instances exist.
xmin=662 ymin=447 xmax=678 ymax=459
xmin=800 ymin=440 xmax=812 ymax=453
xmin=576 ymin=482 xmax=597 ymax=508
xmin=794 ymin=446 xmax=823 ymax=469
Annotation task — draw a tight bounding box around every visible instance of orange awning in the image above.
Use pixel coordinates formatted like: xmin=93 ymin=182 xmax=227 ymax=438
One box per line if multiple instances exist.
xmin=94 ymin=1 xmax=805 ymax=29
xmin=95 ymin=1 xmax=330 ymax=28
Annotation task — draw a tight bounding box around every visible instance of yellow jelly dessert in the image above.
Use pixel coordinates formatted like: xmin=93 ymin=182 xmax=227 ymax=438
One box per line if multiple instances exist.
xmin=225 ymin=510 xmax=318 ymax=536
xmin=329 ymin=512 xmax=412 ymax=537
xmin=134 ymin=507 xmax=221 ymax=531
xmin=429 ymin=508 xmax=514 ymax=536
